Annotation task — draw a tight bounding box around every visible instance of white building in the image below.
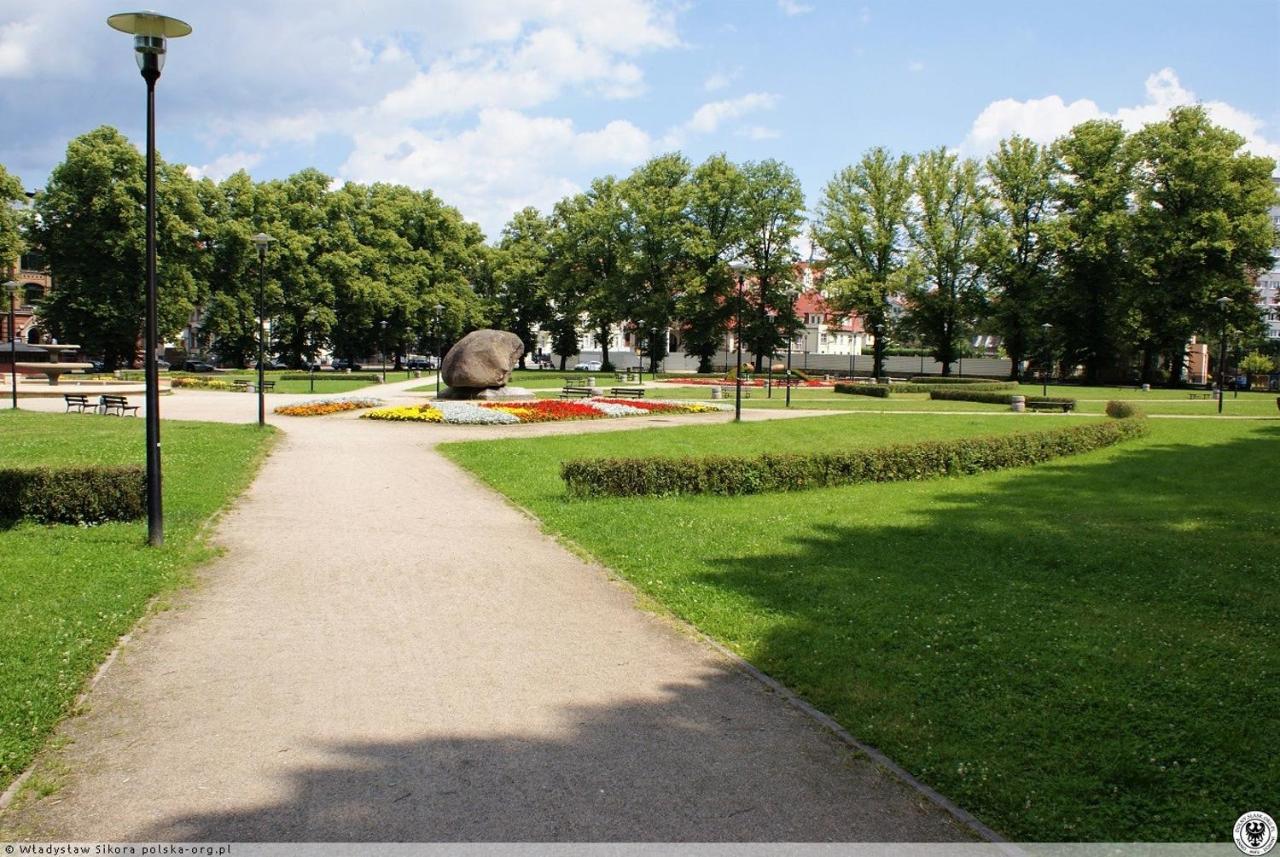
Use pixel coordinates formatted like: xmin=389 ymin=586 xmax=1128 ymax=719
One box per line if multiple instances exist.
xmin=1258 ymin=176 xmax=1280 ymax=341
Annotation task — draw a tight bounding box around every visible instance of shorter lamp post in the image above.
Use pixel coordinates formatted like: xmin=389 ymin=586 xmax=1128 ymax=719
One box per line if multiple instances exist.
xmin=433 ymin=303 xmax=444 ymax=396
xmin=380 ymin=319 xmax=388 ymax=383
xmin=785 ymin=285 xmax=799 ymax=408
xmin=252 ymin=232 xmax=275 ymax=428
xmin=1041 ymin=322 xmax=1053 ymax=397
xmin=5 ymin=280 xmax=18 ymax=409
xmin=1217 ymin=296 xmax=1231 ymax=414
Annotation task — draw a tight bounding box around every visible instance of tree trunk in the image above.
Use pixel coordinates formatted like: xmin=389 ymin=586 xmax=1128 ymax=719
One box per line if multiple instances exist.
xmin=599 ymin=325 xmax=611 ymax=370
xmin=1165 ymin=346 xmax=1186 ymax=388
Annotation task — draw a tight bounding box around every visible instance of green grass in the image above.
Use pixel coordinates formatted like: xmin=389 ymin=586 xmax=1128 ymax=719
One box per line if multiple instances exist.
xmin=0 ymin=411 xmax=275 ymax=791
xmin=439 ymin=414 xmax=1279 ymax=841
xmin=216 ymin=376 xmax=376 ymax=395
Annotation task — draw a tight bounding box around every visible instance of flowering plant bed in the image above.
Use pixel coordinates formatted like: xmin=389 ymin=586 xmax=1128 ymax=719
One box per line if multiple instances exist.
xmin=171 ymin=376 xmax=233 ymax=390
xmin=362 ymin=398 xmax=726 ymax=425
xmin=274 ymin=397 xmax=383 ymax=416
xmin=663 ymin=377 xmax=829 ymax=388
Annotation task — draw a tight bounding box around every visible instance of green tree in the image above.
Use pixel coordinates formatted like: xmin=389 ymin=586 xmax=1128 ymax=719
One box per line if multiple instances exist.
xmin=35 ymin=126 xmax=205 ymax=369
xmin=1128 ymin=106 xmax=1277 ymax=385
xmin=680 ymin=154 xmax=747 ymax=373
xmin=551 ymin=177 xmax=633 ymax=370
xmin=622 ymin=153 xmax=693 ymax=372
xmin=738 ymin=159 xmax=806 ymax=371
xmin=482 ymin=207 xmax=553 ymax=368
xmin=815 ymin=147 xmax=914 ymax=379
xmin=1048 ymin=121 xmax=1139 ymax=383
xmin=0 ymin=163 xmax=25 ymax=274
xmin=192 ymin=170 xmax=264 ymax=367
xmin=982 ymin=136 xmax=1058 ymax=379
xmin=903 ymin=148 xmax=990 ymax=375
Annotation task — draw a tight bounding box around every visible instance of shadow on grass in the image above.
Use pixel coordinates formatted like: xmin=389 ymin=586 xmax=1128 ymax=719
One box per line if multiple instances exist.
xmin=693 ymin=424 xmax=1280 ymax=841
xmin=132 ymin=671 xmax=966 ymax=842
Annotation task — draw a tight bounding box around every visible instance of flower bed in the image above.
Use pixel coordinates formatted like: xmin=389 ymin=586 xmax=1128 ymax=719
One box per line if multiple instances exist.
xmin=362 ymin=397 xmax=727 ymax=425
xmin=274 ymin=397 xmax=384 ymax=417
xmin=664 ymin=377 xmax=829 ymax=388
xmin=170 ymin=376 xmax=232 ymax=390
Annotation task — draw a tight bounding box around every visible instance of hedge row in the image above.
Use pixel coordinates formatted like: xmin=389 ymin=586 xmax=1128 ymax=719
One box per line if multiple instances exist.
xmin=0 ymin=466 xmax=146 ymax=525
xmin=561 ymin=421 xmax=1148 ymax=498
xmin=928 ymin=389 xmax=1077 ymax=409
xmin=909 ymin=376 xmax=1014 ymax=385
xmin=280 ymin=373 xmax=382 ymax=381
xmin=834 ymin=380 xmax=1019 ymax=397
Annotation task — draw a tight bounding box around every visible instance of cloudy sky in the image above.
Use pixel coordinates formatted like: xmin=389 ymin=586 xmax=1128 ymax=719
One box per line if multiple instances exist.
xmin=2 ymin=0 xmax=1277 ymax=239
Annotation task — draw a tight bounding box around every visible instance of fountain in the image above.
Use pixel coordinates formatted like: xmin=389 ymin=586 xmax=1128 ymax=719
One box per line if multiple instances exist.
xmin=14 ymin=343 xmax=94 ymax=386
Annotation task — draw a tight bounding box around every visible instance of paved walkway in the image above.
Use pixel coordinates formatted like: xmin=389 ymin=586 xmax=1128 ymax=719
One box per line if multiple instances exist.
xmin=3 ymin=381 xmax=969 ymax=841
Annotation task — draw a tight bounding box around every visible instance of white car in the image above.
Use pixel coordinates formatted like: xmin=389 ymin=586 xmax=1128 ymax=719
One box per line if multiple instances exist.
xmin=573 ymin=360 xmax=603 ymax=371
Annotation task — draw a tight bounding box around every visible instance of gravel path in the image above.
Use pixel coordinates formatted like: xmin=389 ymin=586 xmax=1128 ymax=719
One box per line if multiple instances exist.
xmin=3 ymin=380 xmax=970 ymax=841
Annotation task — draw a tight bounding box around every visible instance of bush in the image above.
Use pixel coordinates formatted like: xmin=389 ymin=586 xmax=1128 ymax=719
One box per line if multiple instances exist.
xmin=0 ymin=466 xmax=146 ymax=524
xmin=562 ymin=421 xmax=1148 ymax=498
xmin=928 ymin=390 xmax=1077 ymax=409
xmin=280 ymin=373 xmax=381 ymax=382
xmin=1105 ymin=400 xmax=1145 ymax=419
xmin=909 ymin=376 xmax=1011 ymax=384
xmin=833 ymin=383 xmax=891 ymax=398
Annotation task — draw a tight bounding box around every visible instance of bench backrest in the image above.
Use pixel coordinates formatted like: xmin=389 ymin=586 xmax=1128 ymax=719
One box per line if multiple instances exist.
xmin=102 ymin=395 xmax=129 ymax=404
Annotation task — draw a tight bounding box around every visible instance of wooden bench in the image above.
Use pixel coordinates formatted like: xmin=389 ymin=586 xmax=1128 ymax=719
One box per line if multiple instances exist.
xmin=719 ymin=385 xmax=751 ymax=399
xmin=1188 ymin=392 xmax=1212 ymax=400
xmin=232 ymin=380 xmax=250 ymax=392
xmin=560 ymin=386 xmax=595 ymax=399
xmin=259 ymin=381 xmax=275 ymax=392
xmin=99 ymin=394 xmax=139 ymax=416
xmin=1026 ymin=400 xmax=1074 ymax=413
xmin=64 ymin=394 xmax=93 ymax=413
xmin=609 ymin=387 xmax=645 ymax=399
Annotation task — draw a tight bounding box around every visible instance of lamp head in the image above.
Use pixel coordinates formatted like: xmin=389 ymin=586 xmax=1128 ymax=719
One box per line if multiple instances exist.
xmin=107 ymin=12 xmax=192 ymax=74
xmin=1216 ymin=296 xmax=1232 ymax=309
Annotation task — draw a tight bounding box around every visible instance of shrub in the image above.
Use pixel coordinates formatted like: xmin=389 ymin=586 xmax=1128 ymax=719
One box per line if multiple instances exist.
xmin=0 ymin=466 xmax=146 ymax=525
xmin=928 ymin=390 xmax=1077 ymax=410
xmin=1105 ymin=400 xmax=1145 ymax=419
xmin=909 ymin=376 xmax=1013 ymax=385
xmin=1239 ymin=352 xmax=1277 ymax=375
xmin=280 ymin=373 xmax=382 ymax=382
xmin=833 ymin=383 xmax=891 ymax=398
xmin=561 ymin=421 xmax=1147 ymax=498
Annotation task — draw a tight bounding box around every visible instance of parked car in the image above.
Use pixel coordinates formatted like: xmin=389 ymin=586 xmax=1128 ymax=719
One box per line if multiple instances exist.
xmin=155 ymin=359 xmax=170 ymax=371
xmin=405 ymin=356 xmax=436 ymax=370
xmin=252 ymin=359 xmax=288 ymax=370
xmin=182 ymin=360 xmax=217 ymax=372
xmin=331 ymin=359 xmax=363 ymax=371
xmin=573 ymin=360 xmax=603 ymax=371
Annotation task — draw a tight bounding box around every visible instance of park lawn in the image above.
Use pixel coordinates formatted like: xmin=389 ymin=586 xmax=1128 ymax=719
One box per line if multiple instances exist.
xmin=0 ymin=411 xmax=276 ymax=792
xmin=440 ymin=414 xmax=1279 ymax=841
xmin=215 ymin=373 xmax=379 ymax=395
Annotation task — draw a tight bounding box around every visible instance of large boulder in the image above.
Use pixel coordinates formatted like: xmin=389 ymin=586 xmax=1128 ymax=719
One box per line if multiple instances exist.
xmin=441 ymin=329 xmax=524 ymax=390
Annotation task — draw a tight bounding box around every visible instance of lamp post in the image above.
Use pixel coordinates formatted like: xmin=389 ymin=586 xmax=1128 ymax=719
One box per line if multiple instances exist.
xmin=380 ymin=319 xmax=388 ymax=383
xmin=433 ymin=303 xmax=444 ymax=396
xmin=252 ymin=232 xmax=275 ymax=427
xmin=1216 ymin=296 xmax=1231 ymax=414
xmin=785 ymin=285 xmax=799 ymax=408
xmin=5 ymin=280 xmax=18 ymax=409
xmin=735 ymin=272 xmax=745 ymax=422
xmin=1041 ymin=322 xmax=1053 ymax=397
xmin=108 ymin=11 xmax=192 ymax=548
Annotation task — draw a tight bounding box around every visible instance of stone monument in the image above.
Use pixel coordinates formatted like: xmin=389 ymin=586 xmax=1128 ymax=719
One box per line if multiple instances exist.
xmin=437 ymin=329 xmax=534 ymax=400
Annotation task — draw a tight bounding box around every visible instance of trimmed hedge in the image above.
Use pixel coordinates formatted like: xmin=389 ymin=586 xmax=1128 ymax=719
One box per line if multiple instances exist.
xmin=1105 ymin=400 xmax=1145 ymax=419
xmin=909 ymin=376 xmax=1014 ymax=385
xmin=929 ymin=389 xmax=1077 ymax=410
xmin=835 ymin=380 xmax=1020 ymax=397
xmin=561 ymin=421 xmax=1148 ymax=498
xmin=833 ymin=383 xmax=891 ymax=398
xmin=0 ymin=466 xmax=146 ymax=525
xmin=280 ymin=372 xmax=382 ymax=381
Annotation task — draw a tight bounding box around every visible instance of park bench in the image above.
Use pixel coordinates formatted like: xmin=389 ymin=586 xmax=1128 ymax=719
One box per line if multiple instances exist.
xmin=560 ymin=385 xmax=595 ymax=399
xmin=1188 ymin=392 xmax=1212 ymax=399
xmin=99 ymin=394 xmax=139 ymax=416
xmin=64 ymin=394 xmax=93 ymax=413
xmin=232 ymin=380 xmax=250 ymax=392
xmin=609 ymin=387 xmax=645 ymax=399
xmin=718 ymin=385 xmax=751 ymax=398
xmin=1026 ymin=400 xmax=1074 ymax=413
xmin=259 ymin=381 xmax=276 ymax=392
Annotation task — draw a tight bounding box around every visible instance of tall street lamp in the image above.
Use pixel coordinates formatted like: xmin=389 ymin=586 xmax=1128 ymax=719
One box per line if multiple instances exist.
xmin=252 ymin=232 xmax=275 ymax=427
xmin=380 ymin=319 xmax=388 ymax=383
xmin=108 ymin=10 xmax=192 ymax=548
xmin=1041 ymin=322 xmax=1053 ymax=397
xmin=785 ymin=285 xmax=799 ymax=409
xmin=734 ymin=272 xmax=745 ymax=423
xmin=433 ymin=303 xmax=444 ymax=396
xmin=1216 ymin=296 xmax=1232 ymax=414
xmin=5 ymin=280 xmax=18 ymax=409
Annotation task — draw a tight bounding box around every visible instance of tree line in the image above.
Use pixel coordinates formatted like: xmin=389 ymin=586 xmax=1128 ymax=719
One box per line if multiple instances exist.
xmin=3 ymin=105 xmax=1275 ymax=382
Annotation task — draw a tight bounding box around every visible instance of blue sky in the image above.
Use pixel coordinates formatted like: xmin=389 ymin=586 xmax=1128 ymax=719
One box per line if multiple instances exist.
xmin=1 ymin=0 xmax=1276 ymax=239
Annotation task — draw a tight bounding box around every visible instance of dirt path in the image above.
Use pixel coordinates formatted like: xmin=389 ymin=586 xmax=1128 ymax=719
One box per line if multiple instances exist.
xmin=3 ymin=386 xmax=972 ymax=841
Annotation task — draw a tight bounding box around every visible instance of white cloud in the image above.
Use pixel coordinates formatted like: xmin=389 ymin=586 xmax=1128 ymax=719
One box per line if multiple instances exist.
xmin=778 ymin=0 xmax=814 ymax=15
xmin=961 ymin=68 xmax=1280 ymax=161
xmin=185 ymin=151 xmax=265 ymax=182
xmin=908 ymin=60 xmax=925 ymax=73
xmin=661 ymin=92 xmax=779 ymax=149
xmin=339 ymin=109 xmax=654 ymax=236
xmin=743 ymin=125 xmax=781 ymax=141
xmin=0 ymin=17 xmax=36 ymax=77
xmin=703 ymin=67 xmax=740 ymax=92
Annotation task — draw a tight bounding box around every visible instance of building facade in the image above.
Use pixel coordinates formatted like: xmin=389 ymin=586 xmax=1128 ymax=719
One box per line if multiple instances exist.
xmin=1258 ymin=176 xmax=1280 ymax=341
